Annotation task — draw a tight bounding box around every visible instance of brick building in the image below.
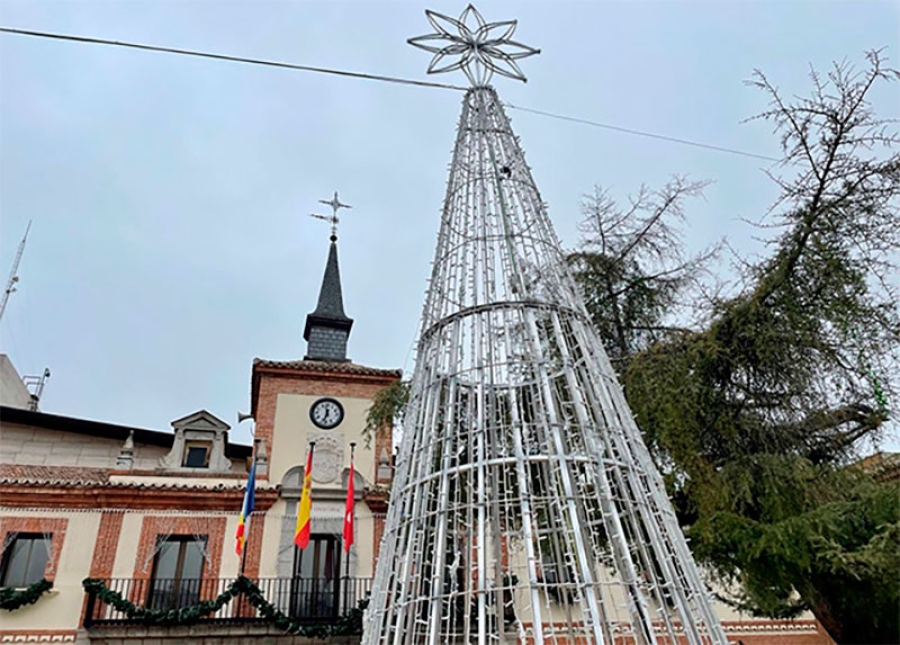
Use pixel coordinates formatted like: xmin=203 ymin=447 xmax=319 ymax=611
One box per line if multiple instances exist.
xmin=0 ymin=234 xmax=835 ymax=644
xmin=0 ymin=236 xmax=400 ymax=644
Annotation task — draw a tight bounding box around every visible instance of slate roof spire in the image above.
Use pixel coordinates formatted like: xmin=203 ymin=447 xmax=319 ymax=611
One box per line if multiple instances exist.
xmin=303 ymin=235 xmax=353 ymax=362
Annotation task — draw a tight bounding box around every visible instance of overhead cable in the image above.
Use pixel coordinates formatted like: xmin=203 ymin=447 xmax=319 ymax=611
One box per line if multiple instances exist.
xmin=0 ymin=26 xmax=468 ymax=92
xmin=503 ymin=103 xmax=780 ymax=162
xmin=1 ymin=26 xmax=779 ymax=162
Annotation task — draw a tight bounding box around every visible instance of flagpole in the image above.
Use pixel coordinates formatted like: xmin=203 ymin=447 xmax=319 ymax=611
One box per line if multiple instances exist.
xmin=239 ymin=525 xmax=249 ymax=577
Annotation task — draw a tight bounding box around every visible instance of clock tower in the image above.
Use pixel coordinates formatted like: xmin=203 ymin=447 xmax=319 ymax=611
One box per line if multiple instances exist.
xmin=249 ymin=198 xmax=401 ymax=583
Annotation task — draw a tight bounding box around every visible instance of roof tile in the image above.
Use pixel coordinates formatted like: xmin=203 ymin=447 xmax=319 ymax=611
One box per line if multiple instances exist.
xmin=253 ymin=358 xmax=401 ymax=378
xmin=0 ymin=464 xmax=110 ymax=484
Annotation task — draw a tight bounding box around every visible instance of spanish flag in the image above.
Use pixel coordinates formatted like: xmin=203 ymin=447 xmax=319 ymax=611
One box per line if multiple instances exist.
xmin=294 ymin=442 xmax=315 ymax=549
xmin=235 ymin=456 xmax=257 ymax=556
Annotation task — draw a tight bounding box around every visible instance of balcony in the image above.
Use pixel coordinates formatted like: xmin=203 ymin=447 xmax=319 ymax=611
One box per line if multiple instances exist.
xmin=83 ymin=576 xmax=373 ymax=629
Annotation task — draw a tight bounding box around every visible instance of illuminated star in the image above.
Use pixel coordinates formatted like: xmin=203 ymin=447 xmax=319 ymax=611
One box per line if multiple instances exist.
xmin=408 ymin=4 xmax=540 ymax=86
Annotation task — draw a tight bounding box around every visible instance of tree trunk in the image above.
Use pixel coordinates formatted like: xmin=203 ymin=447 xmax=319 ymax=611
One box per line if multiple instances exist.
xmin=806 ymin=599 xmax=844 ymax=644
xmin=800 ymin=575 xmax=899 ymax=645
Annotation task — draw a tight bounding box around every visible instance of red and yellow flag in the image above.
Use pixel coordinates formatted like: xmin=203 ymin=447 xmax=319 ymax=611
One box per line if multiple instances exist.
xmin=294 ymin=442 xmax=315 ymax=549
xmin=342 ymin=450 xmax=355 ymax=553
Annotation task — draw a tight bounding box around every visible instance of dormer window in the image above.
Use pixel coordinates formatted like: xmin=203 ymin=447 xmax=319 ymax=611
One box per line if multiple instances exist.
xmin=158 ymin=410 xmax=234 ymax=473
xmin=182 ymin=442 xmax=211 ymax=468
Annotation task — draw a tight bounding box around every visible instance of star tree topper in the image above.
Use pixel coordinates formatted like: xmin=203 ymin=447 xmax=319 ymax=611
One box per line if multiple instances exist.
xmin=408 ymin=5 xmax=540 ymax=86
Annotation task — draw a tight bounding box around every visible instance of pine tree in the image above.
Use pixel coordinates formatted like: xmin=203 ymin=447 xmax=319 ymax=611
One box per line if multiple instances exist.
xmin=572 ymin=50 xmax=900 ymax=645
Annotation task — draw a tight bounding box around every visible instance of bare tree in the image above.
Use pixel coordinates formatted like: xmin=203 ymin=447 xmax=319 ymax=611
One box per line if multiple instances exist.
xmin=568 ymin=176 xmax=717 ymax=364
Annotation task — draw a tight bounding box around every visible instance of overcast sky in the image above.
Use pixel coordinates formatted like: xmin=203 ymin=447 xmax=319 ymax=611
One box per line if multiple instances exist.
xmin=1 ymin=0 xmax=897 ymax=447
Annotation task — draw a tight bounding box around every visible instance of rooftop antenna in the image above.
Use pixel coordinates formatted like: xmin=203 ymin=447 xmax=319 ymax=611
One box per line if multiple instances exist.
xmin=310 ymin=191 xmax=351 ymax=241
xmin=23 ymin=367 xmax=50 ymax=411
xmin=0 ymin=220 xmax=31 ymax=324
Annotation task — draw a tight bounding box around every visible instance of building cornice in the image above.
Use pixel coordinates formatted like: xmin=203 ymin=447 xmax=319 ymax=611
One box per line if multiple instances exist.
xmin=250 ymin=358 xmax=401 ymax=417
xmin=0 ymin=481 xmax=279 ymax=511
xmin=363 ymin=490 xmax=389 ymax=513
xmin=253 ymin=358 xmax=402 ymax=379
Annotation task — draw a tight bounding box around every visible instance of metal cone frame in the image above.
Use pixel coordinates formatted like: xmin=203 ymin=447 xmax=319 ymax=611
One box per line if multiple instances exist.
xmin=362 ymin=85 xmax=728 ymax=645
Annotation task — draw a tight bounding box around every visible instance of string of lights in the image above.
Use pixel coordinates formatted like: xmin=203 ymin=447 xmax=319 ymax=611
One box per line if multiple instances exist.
xmin=1 ymin=25 xmax=777 ymax=163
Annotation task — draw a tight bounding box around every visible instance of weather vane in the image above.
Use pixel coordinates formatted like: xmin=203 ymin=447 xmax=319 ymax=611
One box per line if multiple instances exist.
xmin=310 ymin=191 xmax=351 ymax=241
xmin=408 ymin=4 xmax=540 ymax=86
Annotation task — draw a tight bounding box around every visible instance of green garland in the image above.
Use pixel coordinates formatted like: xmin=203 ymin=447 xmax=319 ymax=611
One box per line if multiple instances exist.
xmin=0 ymin=579 xmax=53 ymax=611
xmin=232 ymin=576 xmax=367 ymax=636
xmin=83 ymin=577 xmax=241 ymax=626
xmin=82 ymin=576 xmax=367 ymax=635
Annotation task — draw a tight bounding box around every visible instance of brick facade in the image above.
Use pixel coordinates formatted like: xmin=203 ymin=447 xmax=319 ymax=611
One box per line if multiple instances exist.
xmin=242 ymin=512 xmax=266 ymax=579
xmin=722 ymin=619 xmax=836 ymax=644
xmin=87 ymin=512 xmax=124 ymax=580
xmin=251 ymin=361 xmax=400 ymax=481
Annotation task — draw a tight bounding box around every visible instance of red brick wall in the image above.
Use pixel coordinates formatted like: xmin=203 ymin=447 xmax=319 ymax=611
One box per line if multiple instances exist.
xmin=80 ymin=510 xmax=125 ymax=625
xmin=722 ymin=620 xmax=836 ymax=644
xmin=242 ymin=512 xmax=265 ymax=579
xmin=0 ymin=516 xmax=68 ymax=582
xmin=88 ymin=511 xmax=124 ymax=579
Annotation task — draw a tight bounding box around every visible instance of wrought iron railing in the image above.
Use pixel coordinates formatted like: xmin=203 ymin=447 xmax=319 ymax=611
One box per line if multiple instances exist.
xmin=83 ymin=576 xmax=372 ymax=627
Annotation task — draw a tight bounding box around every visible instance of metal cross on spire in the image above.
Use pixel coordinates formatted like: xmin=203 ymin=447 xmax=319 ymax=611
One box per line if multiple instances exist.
xmin=408 ymin=4 xmax=540 ymax=86
xmin=310 ymin=191 xmax=351 ymax=241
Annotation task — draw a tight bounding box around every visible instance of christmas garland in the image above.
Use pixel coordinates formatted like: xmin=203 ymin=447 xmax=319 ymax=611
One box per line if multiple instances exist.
xmin=233 ymin=576 xmax=367 ymax=637
xmin=83 ymin=577 xmax=241 ymax=626
xmin=82 ymin=576 xmax=367 ymax=635
xmin=0 ymin=578 xmax=54 ymax=611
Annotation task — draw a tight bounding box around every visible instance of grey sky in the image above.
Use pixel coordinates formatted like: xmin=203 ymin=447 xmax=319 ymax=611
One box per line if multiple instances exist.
xmin=1 ymin=0 xmax=897 ymax=448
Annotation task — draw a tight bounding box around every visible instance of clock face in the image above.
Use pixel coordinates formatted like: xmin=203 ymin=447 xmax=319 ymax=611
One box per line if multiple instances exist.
xmin=310 ymin=398 xmax=344 ymax=429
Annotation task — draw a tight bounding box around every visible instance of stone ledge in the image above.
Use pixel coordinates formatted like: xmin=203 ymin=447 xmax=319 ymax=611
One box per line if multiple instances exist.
xmin=85 ymin=623 xmax=359 ymax=644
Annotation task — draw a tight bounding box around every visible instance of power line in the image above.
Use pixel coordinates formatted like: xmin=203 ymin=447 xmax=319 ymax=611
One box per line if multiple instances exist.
xmin=1 ymin=26 xmax=780 ymax=162
xmin=0 ymin=26 xmax=468 ymax=92
xmin=503 ymin=103 xmax=781 ymax=162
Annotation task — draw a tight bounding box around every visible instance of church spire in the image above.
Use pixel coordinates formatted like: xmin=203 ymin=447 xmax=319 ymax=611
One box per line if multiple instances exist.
xmin=304 ymin=192 xmax=354 ymax=362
